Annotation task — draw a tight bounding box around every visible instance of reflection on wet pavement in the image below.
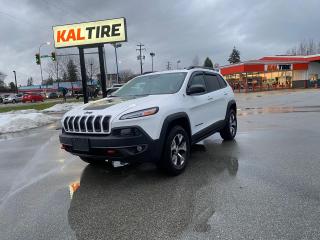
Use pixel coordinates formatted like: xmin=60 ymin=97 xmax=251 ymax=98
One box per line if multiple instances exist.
xmin=238 ymin=105 xmax=320 ymax=116
xmin=68 ymin=140 xmax=239 ymax=240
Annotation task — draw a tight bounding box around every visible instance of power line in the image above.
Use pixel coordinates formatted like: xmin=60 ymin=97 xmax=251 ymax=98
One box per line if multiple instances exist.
xmin=136 ymin=43 xmax=146 ymax=74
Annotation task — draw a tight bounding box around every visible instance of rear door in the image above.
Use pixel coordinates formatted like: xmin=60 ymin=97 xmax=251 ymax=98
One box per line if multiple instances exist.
xmin=203 ymin=72 xmax=228 ymax=123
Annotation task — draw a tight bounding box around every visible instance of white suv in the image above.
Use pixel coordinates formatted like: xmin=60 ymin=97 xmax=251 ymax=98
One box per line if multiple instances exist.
xmin=60 ymin=67 xmax=237 ymax=175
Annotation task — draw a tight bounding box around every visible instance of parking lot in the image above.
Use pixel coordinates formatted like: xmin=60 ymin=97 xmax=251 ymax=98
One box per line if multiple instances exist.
xmin=0 ymin=89 xmax=319 ymax=240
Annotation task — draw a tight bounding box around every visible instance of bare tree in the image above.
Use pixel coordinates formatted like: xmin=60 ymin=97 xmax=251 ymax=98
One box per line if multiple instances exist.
xmin=287 ymin=39 xmax=320 ymax=56
xmin=86 ymin=57 xmax=99 ymax=83
xmin=0 ymin=71 xmax=6 ymax=87
xmin=118 ymin=69 xmax=134 ymax=83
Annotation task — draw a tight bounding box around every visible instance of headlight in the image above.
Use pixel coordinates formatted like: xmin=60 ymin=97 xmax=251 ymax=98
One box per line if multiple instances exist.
xmin=119 ymin=107 xmax=159 ymax=120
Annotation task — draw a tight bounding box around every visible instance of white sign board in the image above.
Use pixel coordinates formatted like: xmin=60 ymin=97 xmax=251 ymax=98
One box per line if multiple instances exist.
xmin=53 ymin=18 xmax=127 ymax=48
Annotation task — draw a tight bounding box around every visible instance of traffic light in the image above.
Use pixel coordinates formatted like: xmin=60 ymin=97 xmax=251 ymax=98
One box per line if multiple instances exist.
xmin=35 ymin=53 xmax=41 ymax=65
xmin=51 ymin=52 xmax=56 ymax=61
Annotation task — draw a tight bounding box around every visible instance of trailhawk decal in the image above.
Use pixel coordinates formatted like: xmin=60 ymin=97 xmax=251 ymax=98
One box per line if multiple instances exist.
xmin=83 ymin=98 xmax=126 ymax=110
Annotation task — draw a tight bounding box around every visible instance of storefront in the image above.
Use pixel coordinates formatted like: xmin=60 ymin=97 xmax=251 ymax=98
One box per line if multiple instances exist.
xmin=220 ymin=54 xmax=320 ymax=91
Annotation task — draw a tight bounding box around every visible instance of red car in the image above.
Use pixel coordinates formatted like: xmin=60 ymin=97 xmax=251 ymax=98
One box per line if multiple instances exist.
xmin=22 ymin=93 xmax=44 ymax=103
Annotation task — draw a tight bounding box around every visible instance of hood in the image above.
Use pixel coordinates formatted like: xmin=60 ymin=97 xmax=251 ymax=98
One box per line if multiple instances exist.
xmin=65 ymin=94 xmax=171 ymax=118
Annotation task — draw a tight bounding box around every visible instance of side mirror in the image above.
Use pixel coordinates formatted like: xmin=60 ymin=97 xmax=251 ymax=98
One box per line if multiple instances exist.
xmin=186 ymin=84 xmax=206 ymax=95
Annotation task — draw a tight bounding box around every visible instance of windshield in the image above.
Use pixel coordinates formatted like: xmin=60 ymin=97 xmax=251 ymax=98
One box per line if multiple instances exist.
xmin=112 ymin=72 xmax=187 ymax=97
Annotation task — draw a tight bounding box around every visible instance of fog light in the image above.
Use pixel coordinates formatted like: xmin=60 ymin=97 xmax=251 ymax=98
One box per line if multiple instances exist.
xmin=106 ymin=149 xmax=116 ymax=155
xmin=137 ymin=145 xmax=143 ymax=152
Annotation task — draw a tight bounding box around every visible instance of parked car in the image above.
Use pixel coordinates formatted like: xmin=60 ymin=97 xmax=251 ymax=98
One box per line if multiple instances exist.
xmin=60 ymin=67 xmax=237 ymax=175
xmin=3 ymin=94 xmax=22 ymax=104
xmin=0 ymin=95 xmax=3 ymax=104
xmin=22 ymin=93 xmax=44 ymax=103
xmin=46 ymin=92 xmax=58 ymax=99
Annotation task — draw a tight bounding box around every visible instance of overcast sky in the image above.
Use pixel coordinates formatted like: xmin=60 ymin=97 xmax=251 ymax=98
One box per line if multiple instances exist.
xmin=1 ymin=0 xmax=320 ymax=85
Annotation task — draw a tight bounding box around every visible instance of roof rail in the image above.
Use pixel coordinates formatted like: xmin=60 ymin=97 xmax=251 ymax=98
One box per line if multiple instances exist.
xmin=186 ymin=66 xmax=220 ymax=72
xmin=142 ymin=71 xmax=156 ymax=75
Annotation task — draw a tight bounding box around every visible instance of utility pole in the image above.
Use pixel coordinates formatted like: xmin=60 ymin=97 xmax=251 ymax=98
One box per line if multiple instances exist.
xmin=177 ymin=60 xmax=181 ymax=69
xmin=38 ymin=42 xmax=50 ymax=87
xmin=136 ymin=43 xmax=146 ymax=74
xmin=13 ymin=70 xmax=18 ymax=93
xmin=150 ymin=52 xmax=155 ymax=72
xmin=90 ymin=63 xmax=93 ymax=85
xmin=113 ymin=43 xmax=121 ymax=83
xmin=56 ymin=56 xmax=59 ymax=88
xmin=166 ymin=61 xmax=172 ymax=70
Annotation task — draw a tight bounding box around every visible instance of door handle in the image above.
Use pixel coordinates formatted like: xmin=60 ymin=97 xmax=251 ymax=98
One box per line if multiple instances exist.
xmin=208 ymin=97 xmax=213 ymax=100
xmin=224 ymin=92 xmax=228 ymax=96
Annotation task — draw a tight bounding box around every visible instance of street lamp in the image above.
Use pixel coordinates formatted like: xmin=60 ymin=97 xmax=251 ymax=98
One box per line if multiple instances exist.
xmin=13 ymin=70 xmax=17 ymax=93
xmin=177 ymin=60 xmax=181 ymax=69
xmin=113 ymin=43 xmax=122 ymax=84
xmin=38 ymin=42 xmax=50 ymax=87
xmin=150 ymin=52 xmax=155 ymax=72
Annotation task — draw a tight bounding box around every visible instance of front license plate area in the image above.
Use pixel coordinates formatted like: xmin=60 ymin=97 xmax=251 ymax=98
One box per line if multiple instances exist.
xmin=72 ymin=138 xmax=89 ymax=152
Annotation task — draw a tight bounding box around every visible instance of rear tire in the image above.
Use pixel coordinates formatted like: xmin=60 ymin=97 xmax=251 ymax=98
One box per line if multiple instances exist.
xmin=158 ymin=125 xmax=190 ymax=176
xmin=220 ymin=109 xmax=237 ymax=141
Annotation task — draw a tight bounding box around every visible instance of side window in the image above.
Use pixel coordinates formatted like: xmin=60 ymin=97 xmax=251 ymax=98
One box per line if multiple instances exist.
xmin=189 ymin=73 xmax=206 ymax=89
xmin=217 ymin=75 xmax=228 ymax=88
xmin=204 ymin=74 xmax=221 ymax=92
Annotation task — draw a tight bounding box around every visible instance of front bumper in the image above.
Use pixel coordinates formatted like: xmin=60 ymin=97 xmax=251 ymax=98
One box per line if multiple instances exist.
xmin=59 ymin=127 xmax=161 ymax=163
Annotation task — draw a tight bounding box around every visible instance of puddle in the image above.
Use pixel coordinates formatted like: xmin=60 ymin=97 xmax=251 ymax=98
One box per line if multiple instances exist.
xmin=238 ymin=105 xmax=320 ymax=116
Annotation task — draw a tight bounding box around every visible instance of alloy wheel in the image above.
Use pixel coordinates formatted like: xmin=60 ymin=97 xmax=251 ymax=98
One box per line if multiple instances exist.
xmin=170 ymin=133 xmax=187 ymax=169
xmin=229 ymin=112 xmax=237 ymax=137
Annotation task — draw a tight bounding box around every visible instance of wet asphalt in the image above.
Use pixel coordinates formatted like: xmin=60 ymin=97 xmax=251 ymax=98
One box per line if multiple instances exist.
xmin=0 ymin=89 xmax=320 ymax=240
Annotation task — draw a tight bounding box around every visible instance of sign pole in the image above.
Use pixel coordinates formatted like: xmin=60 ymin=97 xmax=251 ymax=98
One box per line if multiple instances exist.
xmin=78 ymin=47 xmax=89 ymax=104
xmin=98 ymin=45 xmax=107 ymax=98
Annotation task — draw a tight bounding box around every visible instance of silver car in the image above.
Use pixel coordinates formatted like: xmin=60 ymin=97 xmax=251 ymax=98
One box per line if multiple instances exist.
xmin=3 ymin=94 xmax=22 ymax=104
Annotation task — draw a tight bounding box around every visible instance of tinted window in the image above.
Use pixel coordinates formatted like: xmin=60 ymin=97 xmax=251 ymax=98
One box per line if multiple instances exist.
xmin=204 ymin=74 xmax=221 ymax=92
xmin=189 ymin=73 xmax=206 ymax=89
xmin=113 ymin=72 xmax=187 ymax=97
xmin=217 ymin=75 xmax=227 ymax=88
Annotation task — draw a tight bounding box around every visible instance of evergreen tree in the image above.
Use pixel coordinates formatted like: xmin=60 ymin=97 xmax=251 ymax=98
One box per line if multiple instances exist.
xmin=228 ymin=47 xmax=241 ymax=64
xmin=203 ymin=57 xmax=214 ymax=68
xmin=27 ymin=77 xmax=33 ymax=86
xmin=67 ymin=59 xmax=78 ymax=82
xmin=9 ymin=82 xmax=16 ymax=91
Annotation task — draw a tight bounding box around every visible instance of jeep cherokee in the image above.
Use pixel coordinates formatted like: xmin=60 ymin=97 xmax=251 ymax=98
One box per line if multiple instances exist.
xmin=59 ymin=67 xmax=237 ymax=175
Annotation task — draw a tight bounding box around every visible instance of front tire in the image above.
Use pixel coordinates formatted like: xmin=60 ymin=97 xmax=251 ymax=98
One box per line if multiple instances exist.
xmin=220 ymin=109 xmax=237 ymax=140
xmin=159 ymin=126 xmax=190 ymax=176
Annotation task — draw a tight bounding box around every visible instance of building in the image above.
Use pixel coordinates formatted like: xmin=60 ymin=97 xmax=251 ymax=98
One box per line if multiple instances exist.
xmin=18 ymin=80 xmax=98 ymax=93
xmin=220 ymin=54 xmax=320 ymax=91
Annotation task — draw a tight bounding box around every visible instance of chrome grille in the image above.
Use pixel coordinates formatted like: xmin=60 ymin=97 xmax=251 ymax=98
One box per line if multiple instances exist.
xmin=63 ymin=115 xmax=110 ymax=134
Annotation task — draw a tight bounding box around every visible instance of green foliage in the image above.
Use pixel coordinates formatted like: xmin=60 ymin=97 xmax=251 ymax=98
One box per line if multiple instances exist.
xmin=228 ymin=47 xmax=241 ymax=64
xmin=9 ymin=82 xmax=16 ymax=90
xmin=203 ymin=57 xmax=214 ymax=68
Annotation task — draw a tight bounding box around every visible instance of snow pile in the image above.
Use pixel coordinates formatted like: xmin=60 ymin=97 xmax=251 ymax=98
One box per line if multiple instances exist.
xmin=0 ymin=110 xmax=59 ymax=134
xmin=42 ymin=102 xmax=82 ymax=113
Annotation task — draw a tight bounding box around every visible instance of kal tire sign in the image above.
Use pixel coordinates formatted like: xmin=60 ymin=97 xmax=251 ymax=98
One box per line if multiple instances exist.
xmin=53 ymin=17 xmax=127 ymax=48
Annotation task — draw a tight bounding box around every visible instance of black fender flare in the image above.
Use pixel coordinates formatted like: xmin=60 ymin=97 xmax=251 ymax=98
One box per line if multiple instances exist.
xmin=156 ymin=112 xmax=191 ymax=160
xmin=225 ymin=100 xmax=237 ymax=120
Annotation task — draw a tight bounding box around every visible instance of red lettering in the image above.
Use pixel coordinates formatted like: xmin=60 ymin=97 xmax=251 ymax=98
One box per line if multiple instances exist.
xmin=57 ymin=30 xmax=66 ymax=42
xmin=66 ymin=29 xmax=76 ymax=41
xmin=76 ymin=28 xmax=85 ymax=40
